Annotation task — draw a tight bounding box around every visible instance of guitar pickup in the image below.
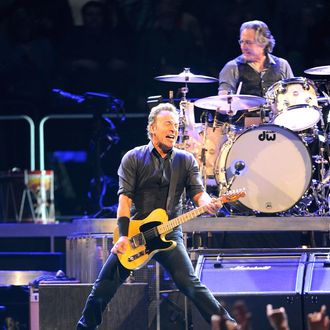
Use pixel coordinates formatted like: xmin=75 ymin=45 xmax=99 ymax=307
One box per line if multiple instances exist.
xmin=130 ymin=233 xmax=146 ymax=249
xmin=128 ymin=250 xmax=146 ymax=262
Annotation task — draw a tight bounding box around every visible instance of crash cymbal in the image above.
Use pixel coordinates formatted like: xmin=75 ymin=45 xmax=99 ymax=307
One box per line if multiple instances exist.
xmin=194 ymin=95 xmax=266 ymax=114
xmin=304 ymin=65 xmax=330 ymax=75
xmin=154 ymin=68 xmax=218 ymax=83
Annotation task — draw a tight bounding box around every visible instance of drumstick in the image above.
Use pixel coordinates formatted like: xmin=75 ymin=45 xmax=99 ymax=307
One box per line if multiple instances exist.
xmin=236 ymin=81 xmax=243 ymax=95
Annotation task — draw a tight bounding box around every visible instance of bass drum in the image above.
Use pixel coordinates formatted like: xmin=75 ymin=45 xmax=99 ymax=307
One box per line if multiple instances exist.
xmin=216 ymin=124 xmax=312 ymax=213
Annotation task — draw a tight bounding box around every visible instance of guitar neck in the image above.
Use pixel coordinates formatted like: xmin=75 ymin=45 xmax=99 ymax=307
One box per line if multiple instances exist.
xmin=156 ymin=190 xmax=245 ymax=235
xmin=157 ymin=204 xmax=208 ymax=235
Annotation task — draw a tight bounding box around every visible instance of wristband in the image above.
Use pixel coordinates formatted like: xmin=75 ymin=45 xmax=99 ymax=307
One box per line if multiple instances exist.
xmin=117 ymin=216 xmax=129 ymax=236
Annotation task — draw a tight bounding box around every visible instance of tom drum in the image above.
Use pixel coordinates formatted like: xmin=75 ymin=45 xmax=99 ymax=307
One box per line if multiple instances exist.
xmin=266 ymin=77 xmax=320 ymax=131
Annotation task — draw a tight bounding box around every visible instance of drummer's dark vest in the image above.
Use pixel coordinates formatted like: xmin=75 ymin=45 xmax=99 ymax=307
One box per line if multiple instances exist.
xmin=236 ymin=55 xmax=282 ymax=96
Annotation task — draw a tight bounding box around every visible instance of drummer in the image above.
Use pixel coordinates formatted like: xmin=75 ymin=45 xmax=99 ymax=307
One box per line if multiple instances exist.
xmin=218 ymin=20 xmax=294 ymax=97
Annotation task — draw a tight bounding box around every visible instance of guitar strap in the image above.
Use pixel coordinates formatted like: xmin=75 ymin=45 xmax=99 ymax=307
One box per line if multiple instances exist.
xmin=166 ymin=149 xmax=182 ymax=216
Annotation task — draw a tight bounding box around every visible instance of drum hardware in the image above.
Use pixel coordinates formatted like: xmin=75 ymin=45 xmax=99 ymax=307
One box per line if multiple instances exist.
xmin=313 ymin=152 xmax=328 ymax=179
xmin=199 ymin=116 xmax=208 ymax=187
xmin=260 ymin=104 xmax=271 ymax=123
xmin=298 ymin=126 xmax=319 ymax=145
xmin=177 ymin=105 xmax=187 ymax=145
xmin=301 ymin=179 xmax=330 ymax=216
xmin=318 ymin=91 xmax=330 ymax=105
xmin=318 ymin=96 xmax=330 ymax=105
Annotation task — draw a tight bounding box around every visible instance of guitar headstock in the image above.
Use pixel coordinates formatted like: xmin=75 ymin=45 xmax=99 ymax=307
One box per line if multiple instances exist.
xmin=220 ymin=188 xmax=246 ymax=203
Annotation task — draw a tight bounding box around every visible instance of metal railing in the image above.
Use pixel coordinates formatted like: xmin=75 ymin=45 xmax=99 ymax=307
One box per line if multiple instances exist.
xmin=0 ymin=115 xmax=35 ymax=170
xmin=38 ymin=113 xmax=147 ymax=170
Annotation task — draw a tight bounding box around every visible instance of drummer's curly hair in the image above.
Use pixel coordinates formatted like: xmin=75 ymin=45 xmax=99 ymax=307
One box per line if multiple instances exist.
xmin=147 ymin=103 xmax=179 ymax=140
xmin=240 ymin=20 xmax=275 ymax=53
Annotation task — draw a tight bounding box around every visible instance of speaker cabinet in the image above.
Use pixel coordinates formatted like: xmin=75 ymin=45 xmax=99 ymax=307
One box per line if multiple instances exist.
xmin=304 ymin=253 xmax=330 ymax=323
xmin=66 ymin=234 xmax=114 ymax=283
xmin=192 ymin=252 xmax=306 ymax=330
xmin=0 ymin=285 xmax=29 ymax=329
xmin=31 ymin=282 xmax=148 ymax=330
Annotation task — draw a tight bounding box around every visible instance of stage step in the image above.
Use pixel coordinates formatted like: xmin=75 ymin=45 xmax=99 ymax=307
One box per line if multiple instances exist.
xmin=0 ymin=270 xmax=57 ymax=286
xmin=0 ymin=252 xmax=65 ymax=272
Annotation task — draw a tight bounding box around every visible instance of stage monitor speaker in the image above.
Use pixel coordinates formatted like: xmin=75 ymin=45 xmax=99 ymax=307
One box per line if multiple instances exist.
xmin=31 ymin=282 xmax=148 ymax=330
xmin=192 ymin=252 xmax=306 ymax=330
xmin=0 ymin=285 xmax=29 ymax=329
xmin=303 ymin=253 xmax=330 ymax=324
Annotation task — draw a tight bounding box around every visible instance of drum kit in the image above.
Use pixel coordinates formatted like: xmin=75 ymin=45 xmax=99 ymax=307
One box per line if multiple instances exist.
xmin=155 ymin=67 xmax=330 ymax=216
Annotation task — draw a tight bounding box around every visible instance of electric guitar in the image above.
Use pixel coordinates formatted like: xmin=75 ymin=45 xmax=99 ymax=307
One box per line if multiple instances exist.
xmin=113 ymin=189 xmax=246 ymax=270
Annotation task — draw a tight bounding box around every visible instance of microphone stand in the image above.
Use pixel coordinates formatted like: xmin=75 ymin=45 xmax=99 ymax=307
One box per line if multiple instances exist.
xmin=227 ymin=161 xmax=245 ymax=190
xmin=200 ymin=111 xmax=208 ymax=189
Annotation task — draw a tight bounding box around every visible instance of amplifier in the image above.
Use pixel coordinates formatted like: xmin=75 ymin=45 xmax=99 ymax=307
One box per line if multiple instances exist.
xmin=66 ymin=233 xmax=114 ymax=282
xmin=30 ymin=282 xmax=148 ymax=330
xmin=192 ymin=252 xmax=306 ymax=330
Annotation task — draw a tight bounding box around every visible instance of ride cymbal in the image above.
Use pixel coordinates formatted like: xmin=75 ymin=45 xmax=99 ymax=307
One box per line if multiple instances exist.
xmin=194 ymin=94 xmax=266 ymax=114
xmin=304 ymin=65 xmax=330 ymax=75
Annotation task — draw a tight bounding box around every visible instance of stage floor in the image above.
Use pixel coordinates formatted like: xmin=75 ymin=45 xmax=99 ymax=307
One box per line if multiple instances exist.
xmin=1 ymin=216 xmax=330 ymax=238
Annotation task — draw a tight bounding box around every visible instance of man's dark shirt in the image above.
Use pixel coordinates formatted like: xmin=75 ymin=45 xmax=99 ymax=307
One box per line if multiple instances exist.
xmin=118 ymin=141 xmax=204 ymax=221
xmin=218 ymin=54 xmax=294 ymax=96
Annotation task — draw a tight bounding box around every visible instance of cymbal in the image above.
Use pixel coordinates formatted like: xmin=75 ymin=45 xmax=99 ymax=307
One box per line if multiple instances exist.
xmin=304 ymin=65 xmax=330 ymax=75
xmin=194 ymin=94 xmax=266 ymax=114
xmin=154 ymin=69 xmax=218 ymax=83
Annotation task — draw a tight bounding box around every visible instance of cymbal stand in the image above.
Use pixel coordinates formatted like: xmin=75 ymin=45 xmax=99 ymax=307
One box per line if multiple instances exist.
xmin=199 ymin=111 xmax=209 ymax=188
xmin=176 ymin=88 xmax=188 ymax=146
xmin=225 ymin=95 xmax=234 ymax=125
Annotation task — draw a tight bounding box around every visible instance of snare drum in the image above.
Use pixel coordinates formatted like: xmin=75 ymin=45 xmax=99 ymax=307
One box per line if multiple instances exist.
xmin=266 ymin=77 xmax=320 ymax=131
xmin=184 ymin=123 xmax=235 ymax=178
xmin=215 ymin=124 xmax=312 ymax=213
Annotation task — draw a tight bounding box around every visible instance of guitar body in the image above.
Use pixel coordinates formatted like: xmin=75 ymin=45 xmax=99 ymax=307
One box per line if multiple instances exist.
xmin=113 ymin=209 xmax=176 ymax=270
xmin=114 ymin=189 xmax=246 ymax=270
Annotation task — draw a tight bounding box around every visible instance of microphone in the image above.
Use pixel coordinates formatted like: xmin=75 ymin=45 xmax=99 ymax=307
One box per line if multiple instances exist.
xmin=227 ymin=160 xmax=245 ymax=190
xmin=234 ymin=160 xmax=245 ymax=174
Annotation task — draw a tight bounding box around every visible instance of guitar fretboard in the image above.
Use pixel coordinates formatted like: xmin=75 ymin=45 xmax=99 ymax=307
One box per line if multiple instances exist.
xmin=156 ymin=190 xmax=245 ymax=235
xmin=157 ymin=204 xmax=208 ymax=235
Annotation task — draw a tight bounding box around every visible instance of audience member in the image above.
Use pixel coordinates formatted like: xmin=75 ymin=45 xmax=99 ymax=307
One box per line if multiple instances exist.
xmin=0 ymin=1 xmax=55 ymax=117
xmin=211 ymin=314 xmax=241 ymax=330
xmin=232 ymin=300 xmax=251 ymax=330
xmin=267 ymin=304 xmax=330 ymax=330
xmin=56 ymin=0 xmax=132 ymax=98
xmin=266 ymin=304 xmax=290 ymax=330
xmin=135 ymin=0 xmax=206 ymax=111
xmin=307 ymin=305 xmax=330 ymax=330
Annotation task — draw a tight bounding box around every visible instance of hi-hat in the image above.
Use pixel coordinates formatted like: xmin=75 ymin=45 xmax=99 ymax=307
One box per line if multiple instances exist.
xmin=194 ymin=94 xmax=266 ymax=114
xmin=304 ymin=65 xmax=330 ymax=75
xmin=154 ymin=68 xmax=218 ymax=83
